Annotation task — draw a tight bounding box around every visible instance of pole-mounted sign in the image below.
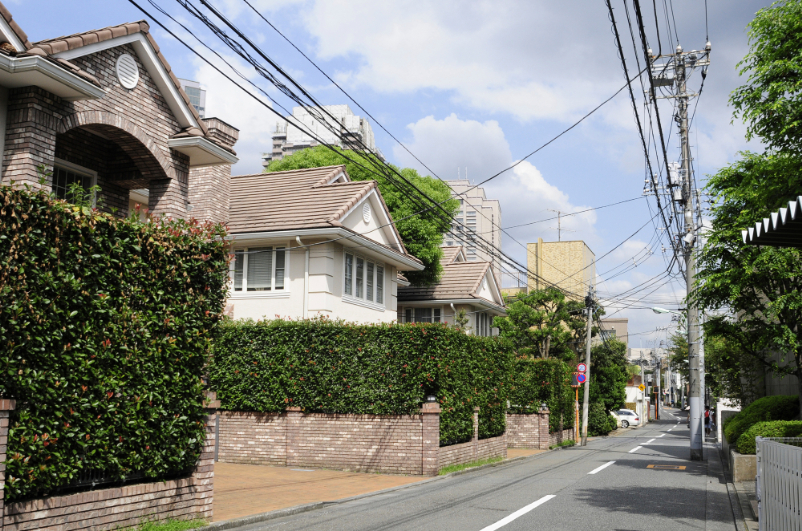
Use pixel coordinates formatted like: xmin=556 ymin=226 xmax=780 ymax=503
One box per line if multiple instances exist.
xmin=577 ymin=363 xmax=587 ymax=373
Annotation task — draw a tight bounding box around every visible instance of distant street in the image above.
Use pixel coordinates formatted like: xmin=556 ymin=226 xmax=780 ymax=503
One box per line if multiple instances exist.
xmin=232 ymin=408 xmax=735 ymax=531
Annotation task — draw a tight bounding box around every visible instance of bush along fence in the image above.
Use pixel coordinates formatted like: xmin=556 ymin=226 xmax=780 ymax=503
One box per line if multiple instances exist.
xmin=508 ymin=357 xmax=576 ymax=443
xmin=210 ymin=320 xmax=573 ymax=474
xmin=0 ymin=185 xmax=230 ymax=529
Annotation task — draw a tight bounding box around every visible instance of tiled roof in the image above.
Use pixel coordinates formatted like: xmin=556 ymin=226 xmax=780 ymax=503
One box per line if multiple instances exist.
xmin=440 ymin=246 xmax=464 ymax=265
xmin=28 ymin=20 xmax=211 ymax=139
xmin=229 ymin=166 xmax=416 ymax=265
xmin=398 ymin=261 xmax=493 ymax=302
xmin=0 ymin=2 xmax=32 ymax=50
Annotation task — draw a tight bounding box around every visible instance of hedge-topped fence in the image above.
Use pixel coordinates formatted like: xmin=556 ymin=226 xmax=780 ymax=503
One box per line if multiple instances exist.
xmin=507 ymin=357 xmax=575 ymax=434
xmin=0 ymin=185 xmax=230 ymax=501
xmin=209 ymin=319 xmax=512 ymax=446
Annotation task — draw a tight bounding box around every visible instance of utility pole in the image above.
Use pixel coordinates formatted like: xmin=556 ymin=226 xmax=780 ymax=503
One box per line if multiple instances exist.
xmin=547 ymin=209 xmax=575 ymax=242
xmin=648 ymin=38 xmax=710 ymax=462
xmin=581 ymin=287 xmax=593 ymax=446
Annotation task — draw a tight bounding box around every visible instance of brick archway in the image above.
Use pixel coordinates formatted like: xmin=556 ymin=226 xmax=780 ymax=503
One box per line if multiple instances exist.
xmin=57 ymin=111 xmax=175 ymax=182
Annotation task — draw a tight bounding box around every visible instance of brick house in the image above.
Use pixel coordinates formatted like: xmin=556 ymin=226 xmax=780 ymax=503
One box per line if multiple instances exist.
xmin=0 ymin=5 xmax=238 ymax=222
xmin=398 ymin=246 xmax=506 ymax=335
xmin=227 ymin=165 xmax=425 ymax=323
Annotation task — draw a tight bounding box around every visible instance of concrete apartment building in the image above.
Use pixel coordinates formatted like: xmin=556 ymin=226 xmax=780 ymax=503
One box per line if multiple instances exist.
xmin=444 ymin=180 xmax=502 ymax=281
xmin=262 ymin=104 xmax=384 ymax=167
xmin=597 ymin=317 xmax=628 ymax=346
xmin=526 ymin=238 xmax=595 ymax=300
xmin=177 ymin=78 xmax=206 ymax=118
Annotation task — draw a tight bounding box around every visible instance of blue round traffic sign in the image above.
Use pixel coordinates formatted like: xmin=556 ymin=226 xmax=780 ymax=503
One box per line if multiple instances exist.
xmin=577 ymin=373 xmax=587 ymax=384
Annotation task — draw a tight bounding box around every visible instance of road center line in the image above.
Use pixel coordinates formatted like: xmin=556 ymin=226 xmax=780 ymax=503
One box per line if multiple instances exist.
xmin=629 ymin=446 xmax=643 ymax=453
xmin=588 ymin=461 xmax=616 ymax=474
xmin=658 ymin=434 xmax=665 ymax=437
xmin=643 ymin=438 xmax=656 ymax=444
xmin=668 ymin=428 xmax=673 ymax=431
xmin=479 ymin=495 xmax=556 ymax=531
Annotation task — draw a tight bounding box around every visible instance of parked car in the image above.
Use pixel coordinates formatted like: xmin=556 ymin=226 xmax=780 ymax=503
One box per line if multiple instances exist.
xmin=609 ymin=411 xmax=621 ymax=429
xmin=616 ymin=409 xmax=640 ymax=428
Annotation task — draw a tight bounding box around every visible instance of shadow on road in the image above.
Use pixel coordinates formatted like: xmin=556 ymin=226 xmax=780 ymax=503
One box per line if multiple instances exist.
xmin=573 ymin=485 xmax=733 ymax=524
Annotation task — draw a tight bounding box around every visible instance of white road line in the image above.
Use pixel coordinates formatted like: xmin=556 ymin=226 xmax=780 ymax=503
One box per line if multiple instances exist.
xmin=643 ymin=438 xmax=656 ymax=444
xmin=479 ymin=495 xmax=556 ymax=531
xmin=658 ymin=434 xmax=665 ymax=437
xmin=588 ymin=461 xmax=616 ymax=475
xmin=629 ymin=446 xmax=643 ymax=453
xmin=668 ymin=428 xmax=673 ymax=431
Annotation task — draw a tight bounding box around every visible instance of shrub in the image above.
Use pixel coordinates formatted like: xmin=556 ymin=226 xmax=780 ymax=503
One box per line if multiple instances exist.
xmin=507 ymin=357 xmax=575 ymax=433
xmin=208 ymin=319 xmax=512 ymax=446
xmin=736 ymin=421 xmax=802 ymax=454
xmin=724 ymin=395 xmax=799 ymax=444
xmin=587 ymin=402 xmax=615 ymax=436
xmin=0 ymin=185 xmax=229 ymax=500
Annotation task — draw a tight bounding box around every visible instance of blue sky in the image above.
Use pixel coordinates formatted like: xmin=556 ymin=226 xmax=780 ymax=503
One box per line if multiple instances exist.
xmin=11 ymin=0 xmax=771 ymax=347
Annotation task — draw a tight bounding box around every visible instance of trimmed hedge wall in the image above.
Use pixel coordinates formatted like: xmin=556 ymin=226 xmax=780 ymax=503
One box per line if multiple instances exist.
xmin=507 ymin=357 xmax=575 ymax=433
xmin=209 ymin=319 xmax=512 ymax=445
xmin=736 ymin=420 xmax=802 ymax=454
xmin=0 ymin=186 xmax=229 ymax=500
xmin=724 ymin=395 xmax=799 ymax=445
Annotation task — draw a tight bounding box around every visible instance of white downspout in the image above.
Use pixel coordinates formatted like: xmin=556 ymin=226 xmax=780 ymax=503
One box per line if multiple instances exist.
xmin=296 ymin=236 xmax=309 ymax=319
xmin=450 ymin=303 xmax=457 ymax=327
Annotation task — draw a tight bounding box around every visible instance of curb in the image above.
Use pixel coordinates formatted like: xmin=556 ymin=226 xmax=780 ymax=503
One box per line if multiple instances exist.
xmin=194 ymin=448 xmax=561 ymax=530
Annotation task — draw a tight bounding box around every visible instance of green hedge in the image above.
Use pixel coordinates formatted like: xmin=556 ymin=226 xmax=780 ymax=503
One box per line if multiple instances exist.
xmin=508 ymin=357 xmax=575 ymax=433
xmin=724 ymin=395 xmax=799 ymax=444
xmin=0 ymin=186 xmax=229 ymax=500
xmin=736 ymin=420 xmax=802 ymax=454
xmin=208 ymin=319 xmax=512 ymax=445
xmin=587 ymin=402 xmax=617 ymax=436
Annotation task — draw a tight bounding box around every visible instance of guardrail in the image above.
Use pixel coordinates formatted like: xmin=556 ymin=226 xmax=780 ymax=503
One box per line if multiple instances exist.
xmin=756 ymin=437 xmax=802 ymax=531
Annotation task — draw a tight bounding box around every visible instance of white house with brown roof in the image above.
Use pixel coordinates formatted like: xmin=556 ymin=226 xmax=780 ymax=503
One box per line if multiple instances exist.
xmin=397 ymin=246 xmax=505 ymax=336
xmin=226 ymin=165 xmax=424 ymax=324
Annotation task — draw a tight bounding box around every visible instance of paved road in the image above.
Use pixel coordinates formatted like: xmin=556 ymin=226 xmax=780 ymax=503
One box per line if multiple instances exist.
xmin=236 ymin=408 xmax=736 ymax=531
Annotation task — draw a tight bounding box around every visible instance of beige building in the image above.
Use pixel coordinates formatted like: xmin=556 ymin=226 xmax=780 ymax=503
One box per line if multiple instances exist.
xmin=444 ymin=180 xmax=502 ymax=281
xmin=526 ymin=239 xmax=595 ymax=300
xmin=598 ymin=317 xmax=628 ymax=346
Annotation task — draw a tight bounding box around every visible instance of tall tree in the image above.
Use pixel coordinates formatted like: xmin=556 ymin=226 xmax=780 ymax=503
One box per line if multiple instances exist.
xmin=589 ymin=338 xmax=628 ymax=413
xmin=696 ymin=1 xmax=802 ymax=412
xmin=493 ymin=288 xmax=586 ymax=362
xmin=266 ymin=146 xmax=459 ymax=285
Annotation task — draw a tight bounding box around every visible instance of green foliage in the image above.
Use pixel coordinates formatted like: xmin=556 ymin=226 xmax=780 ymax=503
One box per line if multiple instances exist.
xmin=730 ymin=0 xmax=802 ymax=154
xmin=438 ymin=456 xmax=502 ymax=475
xmin=508 ymin=357 xmax=575 ymax=433
xmin=0 ymin=185 xmax=230 ymax=501
xmin=265 ymin=146 xmax=458 ymax=285
xmin=454 ymin=309 xmax=471 ymax=333
xmin=723 ymin=395 xmax=800 ymax=444
xmin=208 ymin=319 xmax=511 ymax=446
xmin=494 ymin=288 xmax=586 ymax=361
xmin=704 ymin=334 xmax=763 ymax=407
xmin=127 ymin=519 xmax=207 ymax=531
xmin=589 ymin=339 xmax=628 ymax=413
xmin=587 ymin=403 xmax=616 ymax=436
xmin=550 ymin=439 xmax=576 ymax=449
xmin=736 ymin=420 xmax=802 ymax=454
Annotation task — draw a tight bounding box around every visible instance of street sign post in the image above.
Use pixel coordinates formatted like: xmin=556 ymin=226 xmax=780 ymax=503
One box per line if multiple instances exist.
xmin=571 ymin=372 xmax=584 ymax=442
xmin=577 ymin=363 xmax=587 ymax=373
xmin=638 ymin=384 xmax=646 ymax=392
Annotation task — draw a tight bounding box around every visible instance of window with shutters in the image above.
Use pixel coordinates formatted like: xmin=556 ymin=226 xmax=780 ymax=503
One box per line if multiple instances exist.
xmin=344 ymin=252 xmax=386 ymax=309
xmin=229 ymin=245 xmax=289 ymax=296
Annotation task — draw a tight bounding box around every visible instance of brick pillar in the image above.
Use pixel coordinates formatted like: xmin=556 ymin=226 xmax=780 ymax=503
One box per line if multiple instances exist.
xmin=421 ymin=403 xmax=440 ymax=476
xmin=472 ymin=407 xmax=480 ymax=460
xmin=285 ymin=407 xmax=302 ymax=468
xmin=2 ymin=87 xmax=60 ymax=189
xmin=0 ymin=399 xmax=17 ymax=531
xmin=539 ymin=408 xmax=550 ymax=450
xmin=193 ymin=392 xmax=219 ymax=521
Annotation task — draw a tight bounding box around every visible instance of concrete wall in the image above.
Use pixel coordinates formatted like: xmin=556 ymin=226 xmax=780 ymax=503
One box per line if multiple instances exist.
xmin=526 ymin=239 xmax=595 ymax=300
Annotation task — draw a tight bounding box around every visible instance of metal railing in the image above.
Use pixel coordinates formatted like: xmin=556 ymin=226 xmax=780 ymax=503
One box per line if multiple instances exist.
xmin=756 ymin=437 xmax=802 ymax=531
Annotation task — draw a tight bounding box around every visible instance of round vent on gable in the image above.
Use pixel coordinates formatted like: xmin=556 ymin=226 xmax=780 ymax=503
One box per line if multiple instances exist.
xmin=116 ymin=53 xmax=140 ymax=90
xmin=362 ymin=202 xmax=372 ymax=224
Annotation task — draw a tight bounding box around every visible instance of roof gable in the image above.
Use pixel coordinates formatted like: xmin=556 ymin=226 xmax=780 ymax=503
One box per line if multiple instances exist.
xmin=30 ymin=21 xmax=204 ymax=134
xmin=0 ymin=3 xmax=31 ymax=51
xmin=441 ymin=246 xmax=466 ymax=265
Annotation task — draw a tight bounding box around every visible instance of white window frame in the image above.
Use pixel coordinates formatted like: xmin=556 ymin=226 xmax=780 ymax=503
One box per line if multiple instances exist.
xmin=53 ymin=158 xmax=98 ymax=207
xmin=228 ymin=244 xmax=290 ymax=298
xmin=343 ymin=250 xmax=386 ymax=311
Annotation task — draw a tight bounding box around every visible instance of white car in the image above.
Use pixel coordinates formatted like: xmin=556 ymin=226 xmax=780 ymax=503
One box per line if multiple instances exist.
xmin=615 ymin=409 xmax=641 ymax=428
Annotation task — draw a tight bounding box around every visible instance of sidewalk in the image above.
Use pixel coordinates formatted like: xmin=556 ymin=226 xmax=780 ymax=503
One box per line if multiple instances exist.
xmin=213 ymin=449 xmax=548 ymax=522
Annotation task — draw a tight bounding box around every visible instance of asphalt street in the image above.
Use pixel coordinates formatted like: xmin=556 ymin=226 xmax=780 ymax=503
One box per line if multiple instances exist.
xmin=234 ymin=408 xmax=736 ymax=531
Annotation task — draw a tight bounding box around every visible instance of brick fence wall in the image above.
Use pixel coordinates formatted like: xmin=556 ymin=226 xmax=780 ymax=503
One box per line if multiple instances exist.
xmin=506 ymin=412 xmax=552 ymax=450
xmin=548 ymin=428 xmax=575 ymax=447
xmin=0 ymin=394 xmax=219 ymax=531
xmin=217 ymin=404 xmax=510 ymax=476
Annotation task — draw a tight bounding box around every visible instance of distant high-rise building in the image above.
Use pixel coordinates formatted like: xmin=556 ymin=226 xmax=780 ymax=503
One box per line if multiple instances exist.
xmin=262 ymin=105 xmax=384 ymax=167
xmin=526 ymin=239 xmax=595 ymax=301
xmin=443 ymin=180 xmax=502 ymax=282
xmin=177 ymin=79 xmax=206 ymax=118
